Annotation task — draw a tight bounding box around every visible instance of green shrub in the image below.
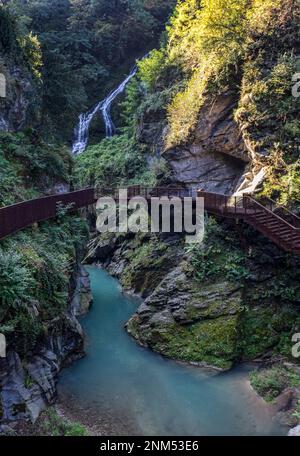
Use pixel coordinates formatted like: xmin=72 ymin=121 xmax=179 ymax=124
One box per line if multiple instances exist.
xmin=0 ymin=251 xmax=35 ymax=314
xmin=74 ymin=133 xmax=154 ymax=189
xmin=0 ymin=131 xmax=72 ymax=206
xmin=138 ymin=49 xmax=169 ymax=89
xmin=40 ymin=408 xmax=87 ymax=436
xmin=250 ymin=366 xmax=300 ymax=402
xmin=186 ymin=217 xmax=250 ymax=283
xmin=7 ymin=311 xmax=43 ymax=357
xmin=250 ymin=367 xmax=287 ymax=401
xmin=0 ymin=214 xmax=88 ymax=354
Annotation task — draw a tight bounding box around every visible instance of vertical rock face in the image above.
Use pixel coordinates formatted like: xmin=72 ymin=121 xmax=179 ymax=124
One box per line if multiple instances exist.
xmin=70 ymin=264 xmax=93 ymax=316
xmin=0 ymin=264 xmax=92 ymax=425
xmin=0 ymin=59 xmax=39 ymax=132
xmin=137 ymin=88 xmax=252 ymax=194
xmin=163 ymin=147 xmax=246 ymax=194
xmin=163 ymin=91 xmax=249 ymax=194
xmin=126 ymin=263 xmax=244 ymax=371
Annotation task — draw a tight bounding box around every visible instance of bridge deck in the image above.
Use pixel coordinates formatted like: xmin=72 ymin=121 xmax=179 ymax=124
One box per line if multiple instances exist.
xmin=0 ymin=186 xmax=299 ymax=254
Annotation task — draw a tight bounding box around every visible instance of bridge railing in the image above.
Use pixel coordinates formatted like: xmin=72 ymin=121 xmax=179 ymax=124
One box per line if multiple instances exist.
xmin=95 ymin=186 xmax=195 ymax=200
xmin=0 ymin=188 xmax=95 ymax=240
xmin=197 ymin=191 xmax=244 ymax=215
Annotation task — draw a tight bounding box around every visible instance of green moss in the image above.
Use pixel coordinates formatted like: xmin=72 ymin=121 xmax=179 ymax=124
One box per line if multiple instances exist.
xmin=126 ymin=316 xmax=140 ymax=340
xmin=185 ymin=281 xmax=243 ymax=321
xmin=150 ymin=316 xmax=241 ymax=370
xmin=240 ymin=304 xmax=300 ymax=360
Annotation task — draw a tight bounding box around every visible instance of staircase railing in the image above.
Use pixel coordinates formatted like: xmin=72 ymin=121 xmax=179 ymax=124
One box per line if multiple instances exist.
xmin=197 ymin=191 xmax=300 ymax=252
xmin=242 ymin=195 xmax=300 ymax=230
xmin=242 ymin=195 xmax=300 ymax=251
xmin=256 ymin=195 xmax=300 ymax=228
xmin=95 ymin=186 xmax=195 ymax=200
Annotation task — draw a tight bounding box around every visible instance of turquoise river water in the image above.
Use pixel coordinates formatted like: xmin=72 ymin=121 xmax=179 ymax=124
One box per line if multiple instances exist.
xmin=58 ymin=266 xmax=285 ymax=436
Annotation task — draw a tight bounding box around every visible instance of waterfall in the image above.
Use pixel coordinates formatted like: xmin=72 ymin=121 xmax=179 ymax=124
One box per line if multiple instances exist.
xmin=72 ymin=66 xmax=137 ymax=155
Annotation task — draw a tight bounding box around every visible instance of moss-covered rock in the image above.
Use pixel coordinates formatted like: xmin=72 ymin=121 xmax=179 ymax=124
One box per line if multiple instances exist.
xmin=98 ymin=233 xmax=184 ymax=297
xmin=240 ymin=305 xmax=300 ymax=360
xmin=121 ymin=240 xmax=172 ymax=296
xmin=126 ymin=255 xmax=244 ymax=370
xmin=151 ymin=317 xmax=240 ymax=370
xmin=123 ymin=216 xmax=300 ymax=370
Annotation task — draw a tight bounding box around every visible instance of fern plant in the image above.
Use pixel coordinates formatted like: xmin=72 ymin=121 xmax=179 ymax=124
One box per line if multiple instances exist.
xmin=0 ymin=250 xmax=35 ymax=315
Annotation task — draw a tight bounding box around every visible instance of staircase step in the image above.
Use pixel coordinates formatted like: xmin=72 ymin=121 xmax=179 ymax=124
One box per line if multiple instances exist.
xmin=267 ymin=222 xmax=289 ymax=229
xmin=254 ymin=212 xmax=294 ymax=225
xmin=205 ymin=193 xmax=300 ymax=254
xmin=276 ymin=228 xmax=294 ymax=235
xmin=278 ymin=234 xmax=293 ymax=240
xmin=276 ymin=229 xmax=298 ymax=236
xmin=254 ymin=213 xmax=274 ymax=220
xmin=256 ymin=217 xmax=281 ymax=225
xmin=253 ymin=221 xmax=282 ymax=230
xmin=274 ymin=229 xmax=298 ymax=238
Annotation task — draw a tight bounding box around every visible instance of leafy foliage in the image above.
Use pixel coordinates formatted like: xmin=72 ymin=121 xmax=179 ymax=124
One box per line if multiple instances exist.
xmin=137 ymin=0 xmax=300 ymax=205
xmin=236 ymin=47 xmax=300 ymax=205
xmin=0 ymin=6 xmax=42 ymax=78
xmin=0 ymin=251 xmax=34 ymax=313
xmin=0 ymin=215 xmax=88 ymax=356
xmin=7 ymin=0 xmax=176 ymax=140
xmin=0 ymin=130 xmax=72 ymax=205
xmin=250 ymin=366 xmax=300 ymax=402
xmin=74 ymin=132 xmax=158 ymax=189
xmin=36 ymin=408 xmax=87 ymax=436
xmin=186 ymin=217 xmax=250 ymax=283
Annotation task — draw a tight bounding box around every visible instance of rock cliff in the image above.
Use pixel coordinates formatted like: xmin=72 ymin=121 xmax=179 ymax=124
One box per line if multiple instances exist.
xmin=0 ymin=262 xmax=92 ymax=424
xmin=0 ymin=57 xmax=39 ymax=132
xmin=163 ymin=91 xmax=249 ymax=194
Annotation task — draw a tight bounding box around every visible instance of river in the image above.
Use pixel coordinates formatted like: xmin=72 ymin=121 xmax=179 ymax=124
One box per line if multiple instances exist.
xmin=58 ymin=266 xmax=285 ymax=436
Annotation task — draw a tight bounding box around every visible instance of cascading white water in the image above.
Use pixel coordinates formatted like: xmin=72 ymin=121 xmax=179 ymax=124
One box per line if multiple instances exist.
xmin=72 ymin=66 xmax=137 ymax=155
